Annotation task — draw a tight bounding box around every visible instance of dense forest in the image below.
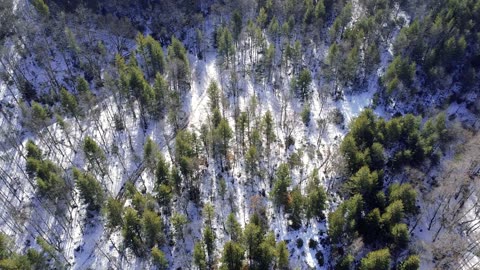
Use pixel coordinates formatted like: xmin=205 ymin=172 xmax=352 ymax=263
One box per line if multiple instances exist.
xmin=0 ymin=0 xmax=479 ymax=269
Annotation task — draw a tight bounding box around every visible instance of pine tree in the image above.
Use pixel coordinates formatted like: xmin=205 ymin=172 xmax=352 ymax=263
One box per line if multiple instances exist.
xmin=83 ymin=136 xmax=106 ymax=171
xmin=263 ymin=111 xmax=275 ymax=152
xmin=388 ymin=183 xmax=417 ymax=214
xmin=398 ymin=255 xmax=420 ymax=270
xmin=203 ymin=226 xmax=215 ymax=267
xmin=193 ymin=242 xmax=207 ymax=270
xmin=151 ymin=247 xmax=168 ymax=270
xmin=168 ymin=37 xmax=190 ymax=93
xmin=32 ymin=0 xmax=49 ymax=18
xmin=221 ymin=241 xmax=244 ymax=270
xmin=73 ymin=168 xmax=105 ymax=211
xmin=359 ymin=248 xmax=390 ymax=270
xmin=142 ymin=209 xmax=164 ymax=248
xmin=60 ymin=88 xmax=78 ymax=117
xmin=144 ymin=137 xmax=160 ymax=172
xmin=305 ymin=180 xmax=327 ymax=220
xmin=347 ymin=166 xmax=379 ymax=199
xmin=123 ymin=207 xmax=145 ymax=257
xmin=145 ymin=35 xmax=166 ymax=76
xmin=271 ymin=163 xmax=291 ymax=208
xmin=288 ymin=187 xmax=304 ymax=229
xmin=294 ymin=69 xmax=312 ymax=102
xmin=153 ymin=73 xmax=169 ymax=117
xmin=214 ymin=118 xmax=233 ymax=167
xmin=226 ymin=213 xmax=243 ymax=242
xmin=232 ymin=10 xmax=243 ymax=45
xmin=106 ymin=197 xmax=123 ymax=229
xmin=207 ymin=81 xmax=220 ymax=113
xmin=276 ymin=241 xmax=289 ymax=270
xmin=243 ymin=222 xmax=262 ymax=268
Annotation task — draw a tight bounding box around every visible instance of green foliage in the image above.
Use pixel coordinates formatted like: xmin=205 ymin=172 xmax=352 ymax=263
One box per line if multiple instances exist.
xmin=0 ymin=233 xmax=11 ymax=260
xmin=328 ymin=194 xmax=363 ymax=244
xmin=31 ymin=102 xmax=48 ymax=126
xmin=216 ymin=26 xmax=235 ymax=66
xmin=359 ymin=248 xmax=390 ymax=270
xmin=83 ymin=136 xmax=106 ymax=166
xmin=207 ymin=81 xmax=220 ymax=113
xmin=175 ymin=130 xmax=198 ymax=178
xmin=221 ymin=241 xmax=244 ymax=270
xmin=155 ymin=153 xmax=170 ymax=186
xmin=151 ymin=247 xmax=168 ymax=270
xmin=203 ymin=226 xmax=215 ymax=265
xmin=145 ymin=35 xmax=166 ymax=76
xmin=287 ymin=187 xmax=304 ymax=229
xmin=363 ymin=208 xmax=383 ymax=243
xmin=226 ymin=213 xmax=243 ymax=242
xmin=271 ymin=163 xmax=292 ymax=208
xmin=60 ymin=88 xmax=78 ymax=116
xmin=34 ymin=159 xmax=66 ymax=200
xmin=193 ymin=242 xmax=207 ymax=270
xmin=73 ymin=168 xmax=105 ymax=211
xmin=263 ymin=111 xmax=275 ymax=149
xmin=106 ymin=197 xmax=123 ymax=229
xmin=301 ymin=104 xmax=311 ymax=126
xmin=32 ymin=0 xmax=49 ymax=18
xmin=388 ymin=183 xmax=417 ymax=214
xmin=382 ymin=200 xmax=404 ymax=226
xmin=293 ymin=68 xmax=312 ymax=102
xmin=153 ymin=73 xmax=169 ymax=117
xmin=171 ymin=212 xmax=188 ymax=240
xmin=335 ymin=254 xmax=354 ymax=270
xmin=122 ymin=207 xmax=145 ymax=256
xmin=305 ymin=178 xmax=327 ymax=220
xmin=144 ymin=137 xmax=159 ymax=170
xmin=213 ymin=118 xmax=233 ymax=164
xmin=142 ymin=209 xmax=164 ymax=248
xmin=167 ymin=37 xmax=190 ymax=92
xmin=391 ymin=223 xmax=409 ymax=249
xmin=398 ymin=255 xmax=420 ymax=270
xmin=26 ymin=140 xmax=42 ymax=160
xmin=232 ymin=10 xmax=243 ymax=43
xmin=382 ymin=56 xmax=416 ymax=95
xmin=346 ymin=166 xmax=379 ymax=199
xmin=276 ymin=241 xmax=289 ymax=270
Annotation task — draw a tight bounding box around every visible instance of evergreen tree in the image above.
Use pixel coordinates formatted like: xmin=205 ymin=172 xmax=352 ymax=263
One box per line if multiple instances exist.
xmin=276 ymin=241 xmax=289 ymax=270
xmin=388 ymin=183 xmax=417 ymax=215
xmin=359 ymin=248 xmax=391 ymax=270
xmin=167 ymin=37 xmax=190 ymax=93
xmin=142 ymin=210 xmax=164 ymax=248
xmin=305 ymin=180 xmax=327 ymax=220
xmin=288 ymin=187 xmax=304 ymax=229
xmin=123 ymin=207 xmax=145 ymax=257
xmin=213 ymin=118 xmax=233 ymax=167
xmin=151 ymin=247 xmax=168 ymax=270
xmin=32 ymin=0 xmax=49 ymax=18
xmin=232 ymin=10 xmax=243 ymax=45
xmin=271 ymin=163 xmax=291 ymax=208
xmin=73 ymin=168 xmax=105 ymax=211
xmin=294 ymin=69 xmax=312 ymax=102
xmin=106 ymin=197 xmax=123 ymax=229
xmin=398 ymin=255 xmax=420 ymax=270
xmin=226 ymin=213 xmax=243 ymax=242
xmin=60 ymin=88 xmax=78 ymax=117
xmin=346 ymin=166 xmax=379 ymax=199
xmin=203 ymin=226 xmax=215 ymax=267
xmin=193 ymin=242 xmax=207 ymax=270
xmin=221 ymin=241 xmax=244 ymax=270
xmin=207 ymin=81 xmax=220 ymax=113
xmin=153 ymin=73 xmax=169 ymax=117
